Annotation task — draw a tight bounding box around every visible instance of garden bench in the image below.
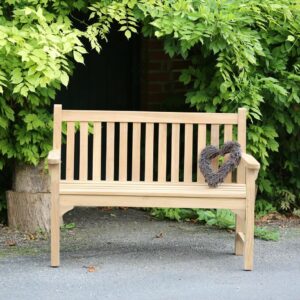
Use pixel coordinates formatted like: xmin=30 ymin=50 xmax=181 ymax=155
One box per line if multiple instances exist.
xmin=48 ymin=105 xmax=260 ymax=270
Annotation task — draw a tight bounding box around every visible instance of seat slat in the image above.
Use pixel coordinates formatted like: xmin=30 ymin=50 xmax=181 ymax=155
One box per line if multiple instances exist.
xmin=106 ymin=122 xmax=115 ymax=180
xmin=132 ymin=123 xmax=141 ymax=181
xmin=184 ymin=124 xmax=193 ymax=182
xmin=79 ymin=122 xmax=88 ymax=180
xmin=66 ymin=122 xmax=75 ymax=180
xmin=92 ymin=122 xmax=101 ymax=180
xmin=171 ymin=124 xmax=180 ymax=182
xmin=119 ymin=123 xmax=128 ymax=181
xmin=158 ymin=123 xmax=167 ymax=182
xmin=145 ymin=123 xmax=154 ymax=182
xmin=60 ymin=181 xmax=246 ymax=198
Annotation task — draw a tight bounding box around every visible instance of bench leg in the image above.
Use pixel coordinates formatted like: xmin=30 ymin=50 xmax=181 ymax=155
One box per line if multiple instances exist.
xmin=50 ymin=165 xmax=60 ymax=267
xmin=235 ymin=212 xmax=245 ymax=256
xmin=244 ymin=170 xmax=257 ymax=271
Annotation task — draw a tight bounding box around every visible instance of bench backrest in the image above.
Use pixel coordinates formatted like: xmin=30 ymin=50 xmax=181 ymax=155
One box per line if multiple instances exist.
xmin=53 ymin=105 xmax=246 ymax=184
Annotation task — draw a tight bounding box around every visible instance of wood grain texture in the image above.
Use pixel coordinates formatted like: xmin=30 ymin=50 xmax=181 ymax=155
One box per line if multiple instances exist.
xmin=62 ymin=110 xmax=238 ymax=124
xmin=145 ymin=123 xmax=154 ymax=182
xmin=132 ymin=123 xmax=141 ymax=181
xmin=171 ymin=124 xmax=180 ymax=182
xmin=197 ymin=125 xmax=206 ymax=183
xmin=106 ymin=122 xmax=115 ymax=181
xmin=66 ymin=122 xmax=75 ymax=180
xmin=211 ymin=124 xmax=220 ymax=170
xmin=79 ymin=122 xmax=88 ymax=180
xmin=158 ymin=123 xmax=167 ymax=182
xmin=119 ymin=123 xmax=128 ymax=181
xmin=224 ymin=124 xmax=233 ymax=183
xmin=92 ymin=122 xmax=101 ymax=180
xmin=184 ymin=124 xmax=193 ymax=182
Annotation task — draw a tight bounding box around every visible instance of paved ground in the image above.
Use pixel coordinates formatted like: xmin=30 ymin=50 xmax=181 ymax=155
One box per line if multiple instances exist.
xmin=0 ymin=208 xmax=300 ymax=300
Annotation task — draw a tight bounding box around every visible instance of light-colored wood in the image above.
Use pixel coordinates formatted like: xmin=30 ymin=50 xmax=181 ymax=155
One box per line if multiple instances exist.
xmin=49 ymin=106 xmax=260 ymax=270
xmin=211 ymin=124 xmax=220 ymax=170
xmin=92 ymin=122 xmax=101 ymax=180
xmin=119 ymin=123 xmax=128 ymax=181
xmin=59 ymin=181 xmax=246 ymax=198
xmin=60 ymin=205 xmax=74 ymax=217
xmin=132 ymin=123 xmax=141 ymax=181
xmin=171 ymin=124 xmax=180 ymax=182
xmin=158 ymin=123 xmax=167 ymax=182
xmin=237 ymin=231 xmax=245 ymax=243
xmin=106 ymin=122 xmax=115 ymax=181
xmin=244 ymin=169 xmax=258 ymax=271
xmin=53 ymin=105 xmax=62 ymax=150
xmin=235 ymin=213 xmax=245 ymax=256
xmin=145 ymin=123 xmax=154 ymax=182
xmin=237 ymin=108 xmax=247 ymax=184
xmin=66 ymin=122 xmax=75 ymax=180
xmin=79 ymin=122 xmax=88 ymax=181
xmin=61 ymin=195 xmax=246 ymax=210
xmin=184 ymin=124 xmax=193 ymax=182
xmin=241 ymin=153 xmax=260 ymax=170
xmin=197 ymin=125 xmax=206 ymax=183
xmin=48 ymin=150 xmax=60 ymax=165
xmin=62 ymin=110 xmax=238 ymax=124
xmin=224 ymin=124 xmax=233 ymax=183
xmin=49 ymin=163 xmax=60 ymax=267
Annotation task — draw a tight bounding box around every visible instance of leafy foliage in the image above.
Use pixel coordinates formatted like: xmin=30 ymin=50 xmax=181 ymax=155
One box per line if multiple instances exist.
xmin=136 ymin=0 xmax=300 ymax=210
xmin=151 ymin=208 xmax=280 ymax=241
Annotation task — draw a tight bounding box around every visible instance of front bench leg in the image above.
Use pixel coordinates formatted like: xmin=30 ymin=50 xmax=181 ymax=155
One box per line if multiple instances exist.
xmin=49 ymin=163 xmax=60 ymax=267
xmin=244 ymin=169 xmax=258 ymax=271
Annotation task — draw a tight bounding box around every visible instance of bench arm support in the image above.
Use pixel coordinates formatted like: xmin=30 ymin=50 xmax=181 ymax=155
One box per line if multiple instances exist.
xmin=48 ymin=150 xmax=61 ymax=165
xmin=241 ymin=153 xmax=260 ymax=171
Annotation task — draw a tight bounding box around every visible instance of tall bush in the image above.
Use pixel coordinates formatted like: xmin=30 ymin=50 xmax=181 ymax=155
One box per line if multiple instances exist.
xmin=135 ymin=0 xmax=300 ymax=210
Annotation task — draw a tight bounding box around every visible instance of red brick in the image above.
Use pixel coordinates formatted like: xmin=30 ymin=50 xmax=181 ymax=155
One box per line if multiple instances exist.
xmin=147 ymin=72 xmax=170 ymax=82
xmin=147 ymin=83 xmax=164 ymax=94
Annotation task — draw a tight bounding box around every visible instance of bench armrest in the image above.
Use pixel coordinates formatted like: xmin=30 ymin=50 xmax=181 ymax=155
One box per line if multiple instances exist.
xmin=48 ymin=150 xmax=61 ymax=165
xmin=241 ymin=153 xmax=260 ymax=170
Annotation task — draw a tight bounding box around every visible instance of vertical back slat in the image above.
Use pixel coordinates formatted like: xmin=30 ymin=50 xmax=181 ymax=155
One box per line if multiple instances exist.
xmin=145 ymin=123 xmax=154 ymax=182
xmin=92 ymin=122 xmax=101 ymax=180
xmin=66 ymin=122 xmax=75 ymax=180
xmin=171 ymin=124 xmax=180 ymax=182
xmin=79 ymin=122 xmax=88 ymax=180
xmin=132 ymin=123 xmax=141 ymax=181
xmin=237 ymin=108 xmax=247 ymax=183
xmin=53 ymin=105 xmax=62 ymax=150
xmin=211 ymin=124 xmax=220 ymax=170
xmin=158 ymin=123 xmax=167 ymax=182
xmin=224 ymin=124 xmax=233 ymax=183
xmin=197 ymin=124 xmax=206 ymax=183
xmin=119 ymin=123 xmax=128 ymax=181
xmin=106 ymin=122 xmax=115 ymax=181
xmin=184 ymin=124 xmax=193 ymax=182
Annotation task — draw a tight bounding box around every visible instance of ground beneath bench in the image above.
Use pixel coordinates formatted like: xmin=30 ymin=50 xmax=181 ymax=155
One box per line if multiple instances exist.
xmin=0 ymin=208 xmax=300 ymax=300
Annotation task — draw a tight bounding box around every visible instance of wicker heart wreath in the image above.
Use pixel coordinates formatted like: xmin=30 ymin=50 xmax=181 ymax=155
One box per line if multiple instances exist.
xmin=199 ymin=141 xmax=241 ymax=188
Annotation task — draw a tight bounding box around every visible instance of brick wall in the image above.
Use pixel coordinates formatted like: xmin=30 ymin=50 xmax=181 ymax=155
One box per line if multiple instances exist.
xmin=140 ymin=38 xmax=189 ymax=111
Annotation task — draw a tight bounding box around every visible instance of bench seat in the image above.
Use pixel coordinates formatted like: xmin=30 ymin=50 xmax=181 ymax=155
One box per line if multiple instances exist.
xmin=59 ymin=181 xmax=246 ymax=210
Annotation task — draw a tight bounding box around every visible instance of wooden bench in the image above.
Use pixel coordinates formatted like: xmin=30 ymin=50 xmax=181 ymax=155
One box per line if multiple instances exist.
xmin=48 ymin=105 xmax=260 ymax=270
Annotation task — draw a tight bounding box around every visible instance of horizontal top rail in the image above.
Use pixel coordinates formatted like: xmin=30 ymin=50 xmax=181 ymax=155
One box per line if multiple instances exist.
xmin=61 ymin=109 xmax=238 ymax=124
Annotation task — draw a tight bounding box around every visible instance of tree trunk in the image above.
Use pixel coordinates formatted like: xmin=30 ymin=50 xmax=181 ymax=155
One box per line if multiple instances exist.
xmin=7 ymin=162 xmax=51 ymax=233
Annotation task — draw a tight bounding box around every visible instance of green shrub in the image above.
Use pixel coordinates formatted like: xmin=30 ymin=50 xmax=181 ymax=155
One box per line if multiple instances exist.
xmin=136 ymin=0 xmax=300 ymax=210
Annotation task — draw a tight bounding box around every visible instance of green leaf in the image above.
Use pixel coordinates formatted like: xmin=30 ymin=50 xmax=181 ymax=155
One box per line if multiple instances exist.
xmin=60 ymin=72 xmax=69 ymax=87
xmin=73 ymin=51 xmax=84 ymax=64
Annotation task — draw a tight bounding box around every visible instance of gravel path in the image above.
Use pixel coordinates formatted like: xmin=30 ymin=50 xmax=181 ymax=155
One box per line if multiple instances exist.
xmin=0 ymin=208 xmax=300 ymax=300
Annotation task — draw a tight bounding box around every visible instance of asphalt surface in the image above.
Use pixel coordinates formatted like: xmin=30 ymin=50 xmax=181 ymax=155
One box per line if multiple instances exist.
xmin=0 ymin=208 xmax=300 ymax=300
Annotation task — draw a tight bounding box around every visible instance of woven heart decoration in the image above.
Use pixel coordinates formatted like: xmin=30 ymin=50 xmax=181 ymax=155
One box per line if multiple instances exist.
xmin=199 ymin=141 xmax=241 ymax=188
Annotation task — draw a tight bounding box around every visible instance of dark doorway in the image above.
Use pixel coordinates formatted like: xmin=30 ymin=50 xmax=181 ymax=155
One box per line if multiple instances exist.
xmin=56 ymin=27 xmax=140 ymax=110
